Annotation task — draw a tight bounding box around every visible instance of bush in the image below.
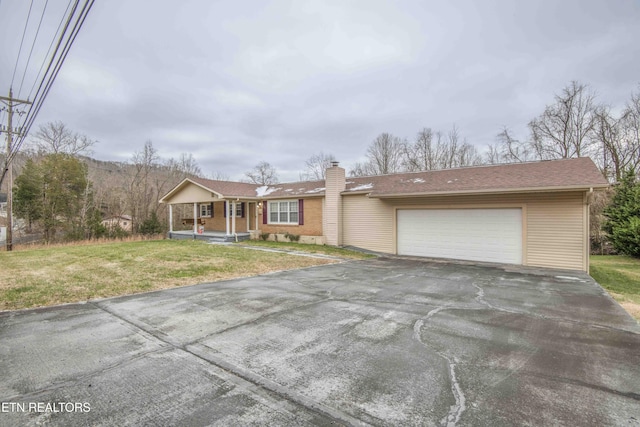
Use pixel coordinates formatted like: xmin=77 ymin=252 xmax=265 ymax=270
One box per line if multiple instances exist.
xmin=259 ymin=232 xmax=270 ymax=241
xmin=108 ymin=224 xmax=130 ymax=239
xmin=139 ymin=212 xmax=164 ymax=235
xmin=610 ymin=217 xmax=640 ymax=258
xmin=284 ymin=232 xmax=300 ymax=242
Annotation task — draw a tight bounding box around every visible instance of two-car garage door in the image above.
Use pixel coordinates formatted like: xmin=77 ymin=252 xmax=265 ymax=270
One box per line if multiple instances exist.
xmin=397 ymin=208 xmax=523 ymax=265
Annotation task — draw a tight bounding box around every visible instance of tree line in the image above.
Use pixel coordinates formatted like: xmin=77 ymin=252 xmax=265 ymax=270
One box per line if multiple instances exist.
xmin=8 ymin=123 xmax=204 ymax=243
xmin=245 ymin=81 xmax=639 ymax=184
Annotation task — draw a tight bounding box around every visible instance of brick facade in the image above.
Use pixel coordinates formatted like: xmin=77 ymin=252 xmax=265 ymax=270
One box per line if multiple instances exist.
xmin=201 ymin=202 xmax=251 ymax=233
xmin=260 ymin=197 xmax=323 ymax=236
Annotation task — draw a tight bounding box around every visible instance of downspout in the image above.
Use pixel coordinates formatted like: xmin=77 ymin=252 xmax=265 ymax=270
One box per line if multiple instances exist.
xmin=586 ymin=187 xmax=593 ymax=273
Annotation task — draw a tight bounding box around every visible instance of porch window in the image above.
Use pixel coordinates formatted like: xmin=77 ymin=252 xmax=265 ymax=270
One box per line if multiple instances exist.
xmin=268 ymin=200 xmax=298 ymax=224
xmin=200 ymin=203 xmax=212 ymax=218
xmin=223 ymin=202 xmax=245 ymax=218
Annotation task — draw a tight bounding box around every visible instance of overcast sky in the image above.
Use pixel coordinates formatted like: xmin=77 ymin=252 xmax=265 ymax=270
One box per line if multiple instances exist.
xmin=2 ymin=0 xmax=639 ymax=182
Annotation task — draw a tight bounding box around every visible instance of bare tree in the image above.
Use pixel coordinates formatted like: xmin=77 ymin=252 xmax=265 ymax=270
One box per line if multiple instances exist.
xmin=31 ymin=121 xmax=96 ymax=156
xmin=592 ymin=89 xmax=640 ymax=181
xmin=245 ymin=161 xmax=279 ymax=185
xmin=487 ymin=127 xmax=535 ymax=164
xmin=593 ymin=106 xmax=623 ymax=181
xmin=301 ymin=152 xmax=336 ymax=181
xmin=620 ymin=87 xmax=640 ymax=171
xmin=403 ymin=128 xmax=442 ymax=171
xmin=166 ymin=153 xmax=202 ymax=179
xmin=528 ymin=81 xmax=597 ymax=160
xmin=127 ymin=141 xmax=160 ymax=232
xmin=441 ymin=124 xmax=483 ymax=168
xmin=350 ymin=133 xmax=406 ymax=176
xmin=405 ymin=125 xmax=482 ymax=171
xmin=348 ymin=161 xmax=374 ymax=177
xmin=208 ymin=170 xmax=230 ymax=181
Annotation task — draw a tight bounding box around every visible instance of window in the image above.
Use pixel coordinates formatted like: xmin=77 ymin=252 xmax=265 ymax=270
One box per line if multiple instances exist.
xmin=200 ymin=203 xmax=212 ymax=218
xmin=268 ymin=200 xmax=298 ymax=224
xmin=223 ymin=202 xmax=244 ymax=218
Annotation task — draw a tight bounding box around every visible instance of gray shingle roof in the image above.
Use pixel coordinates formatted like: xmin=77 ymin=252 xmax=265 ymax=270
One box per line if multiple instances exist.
xmin=166 ymin=157 xmax=607 ymax=201
xmin=344 ymin=157 xmax=608 ymax=197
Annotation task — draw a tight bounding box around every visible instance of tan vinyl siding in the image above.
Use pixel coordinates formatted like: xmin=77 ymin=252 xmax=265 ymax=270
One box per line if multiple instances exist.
xmin=164 ymin=183 xmax=219 ymax=204
xmin=343 ymin=195 xmax=395 ymax=253
xmin=342 ymin=191 xmax=588 ymax=271
xmin=526 ymin=196 xmax=585 ymax=270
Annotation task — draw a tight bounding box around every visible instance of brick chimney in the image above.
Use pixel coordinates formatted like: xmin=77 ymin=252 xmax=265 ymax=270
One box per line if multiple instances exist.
xmin=324 ymin=161 xmax=345 ymax=246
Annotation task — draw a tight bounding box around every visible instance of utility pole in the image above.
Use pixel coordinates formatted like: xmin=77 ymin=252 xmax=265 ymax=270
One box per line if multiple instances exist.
xmin=0 ymin=89 xmax=32 ymax=251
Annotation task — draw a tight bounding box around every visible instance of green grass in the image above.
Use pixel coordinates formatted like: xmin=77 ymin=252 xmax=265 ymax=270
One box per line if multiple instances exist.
xmin=590 ymin=255 xmax=640 ymax=320
xmin=238 ymin=240 xmax=375 ymax=259
xmin=0 ymin=239 xmax=366 ymax=311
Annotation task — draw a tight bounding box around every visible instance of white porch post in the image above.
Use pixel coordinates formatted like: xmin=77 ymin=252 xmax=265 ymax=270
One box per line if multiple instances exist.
xmin=193 ymin=203 xmax=198 ymax=234
xmin=169 ymin=205 xmax=173 ymax=233
xmin=256 ymin=202 xmax=259 ymax=230
xmin=231 ymin=201 xmax=237 ymax=235
xmin=246 ymin=202 xmax=250 ymax=231
xmin=225 ymin=200 xmax=231 ymax=236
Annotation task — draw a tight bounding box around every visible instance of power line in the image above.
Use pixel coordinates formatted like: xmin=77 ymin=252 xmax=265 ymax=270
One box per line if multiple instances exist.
xmin=27 ymin=0 xmax=75 ymax=102
xmin=17 ymin=0 xmax=50 ymax=99
xmin=10 ymin=0 xmax=35 ymax=89
xmin=15 ymin=0 xmax=88 ymax=140
xmin=2 ymin=0 xmax=95 ymax=185
xmin=14 ymin=0 xmax=95 ymax=162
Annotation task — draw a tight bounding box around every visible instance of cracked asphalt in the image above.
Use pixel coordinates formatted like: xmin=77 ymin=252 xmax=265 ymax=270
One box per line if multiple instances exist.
xmin=1 ymin=257 xmax=639 ymax=426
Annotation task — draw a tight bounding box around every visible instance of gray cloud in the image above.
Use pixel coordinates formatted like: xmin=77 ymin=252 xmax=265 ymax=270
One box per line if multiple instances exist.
xmin=2 ymin=0 xmax=639 ymax=182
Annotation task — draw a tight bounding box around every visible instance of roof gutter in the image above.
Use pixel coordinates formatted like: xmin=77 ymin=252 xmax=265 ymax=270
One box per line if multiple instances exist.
xmin=366 ymin=183 xmax=610 ymax=199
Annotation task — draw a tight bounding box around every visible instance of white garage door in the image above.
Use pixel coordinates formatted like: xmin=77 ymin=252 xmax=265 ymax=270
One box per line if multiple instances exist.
xmin=397 ymin=208 xmax=522 ymax=264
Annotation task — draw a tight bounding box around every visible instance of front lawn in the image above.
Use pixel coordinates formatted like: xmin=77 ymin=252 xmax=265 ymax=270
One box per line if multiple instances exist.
xmin=0 ymin=239 xmax=363 ymax=311
xmin=590 ymin=255 xmax=640 ymax=320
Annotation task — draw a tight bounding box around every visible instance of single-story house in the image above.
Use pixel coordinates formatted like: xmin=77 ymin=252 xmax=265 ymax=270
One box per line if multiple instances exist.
xmin=101 ymin=215 xmax=133 ymax=232
xmin=159 ymin=157 xmax=609 ymax=272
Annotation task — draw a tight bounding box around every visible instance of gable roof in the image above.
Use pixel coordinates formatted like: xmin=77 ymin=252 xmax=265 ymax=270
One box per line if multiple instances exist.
xmin=344 ymin=157 xmax=608 ymax=197
xmin=160 ymin=176 xmax=327 ymax=202
xmin=160 ymin=157 xmax=608 ymax=203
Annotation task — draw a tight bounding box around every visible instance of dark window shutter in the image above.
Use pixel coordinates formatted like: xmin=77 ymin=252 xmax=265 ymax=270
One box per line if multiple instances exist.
xmin=263 ymin=201 xmax=268 ymax=224
xmin=241 ymin=202 xmax=245 ymax=218
xmin=298 ymin=199 xmax=304 ymax=225
xmin=210 ymin=202 xmax=214 ymax=217
xmin=224 ymin=201 xmax=227 ymax=218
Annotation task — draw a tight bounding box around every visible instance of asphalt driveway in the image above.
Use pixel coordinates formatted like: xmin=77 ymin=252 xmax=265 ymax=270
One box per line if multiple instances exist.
xmin=1 ymin=257 xmax=639 ymax=426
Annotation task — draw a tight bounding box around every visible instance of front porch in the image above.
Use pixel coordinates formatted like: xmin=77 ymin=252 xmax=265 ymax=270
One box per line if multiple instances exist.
xmin=168 ymin=230 xmax=252 ymax=243
xmin=167 ymin=199 xmax=260 ymax=236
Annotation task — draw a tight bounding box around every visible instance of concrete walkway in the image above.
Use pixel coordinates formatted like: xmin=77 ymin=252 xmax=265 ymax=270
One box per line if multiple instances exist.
xmin=1 ymin=258 xmax=639 ymax=426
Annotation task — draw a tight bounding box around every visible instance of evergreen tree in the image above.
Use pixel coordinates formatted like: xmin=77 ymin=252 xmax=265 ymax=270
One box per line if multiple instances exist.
xmin=138 ymin=211 xmax=164 ymax=235
xmin=14 ymin=154 xmax=91 ymax=242
xmin=604 ymin=169 xmax=640 ymax=257
xmin=13 ymin=159 xmax=43 ymax=232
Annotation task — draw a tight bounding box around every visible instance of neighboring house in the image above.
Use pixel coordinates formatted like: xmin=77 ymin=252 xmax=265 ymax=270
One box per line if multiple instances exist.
xmin=0 ymin=193 xmax=6 ymax=218
xmin=160 ymin=157 xmax=609 ymax=272
xmin=102 ymin=215 xmax=133 ymax=232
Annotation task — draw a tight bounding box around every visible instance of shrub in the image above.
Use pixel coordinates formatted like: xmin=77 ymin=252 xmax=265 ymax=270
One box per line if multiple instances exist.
xmin=260 ymin=232 xmax=270 ymax=241
xmin=284 ymin=232 xmax=300 ymax=242
xmin=139 ymin=212 xmax=164 ymax=235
